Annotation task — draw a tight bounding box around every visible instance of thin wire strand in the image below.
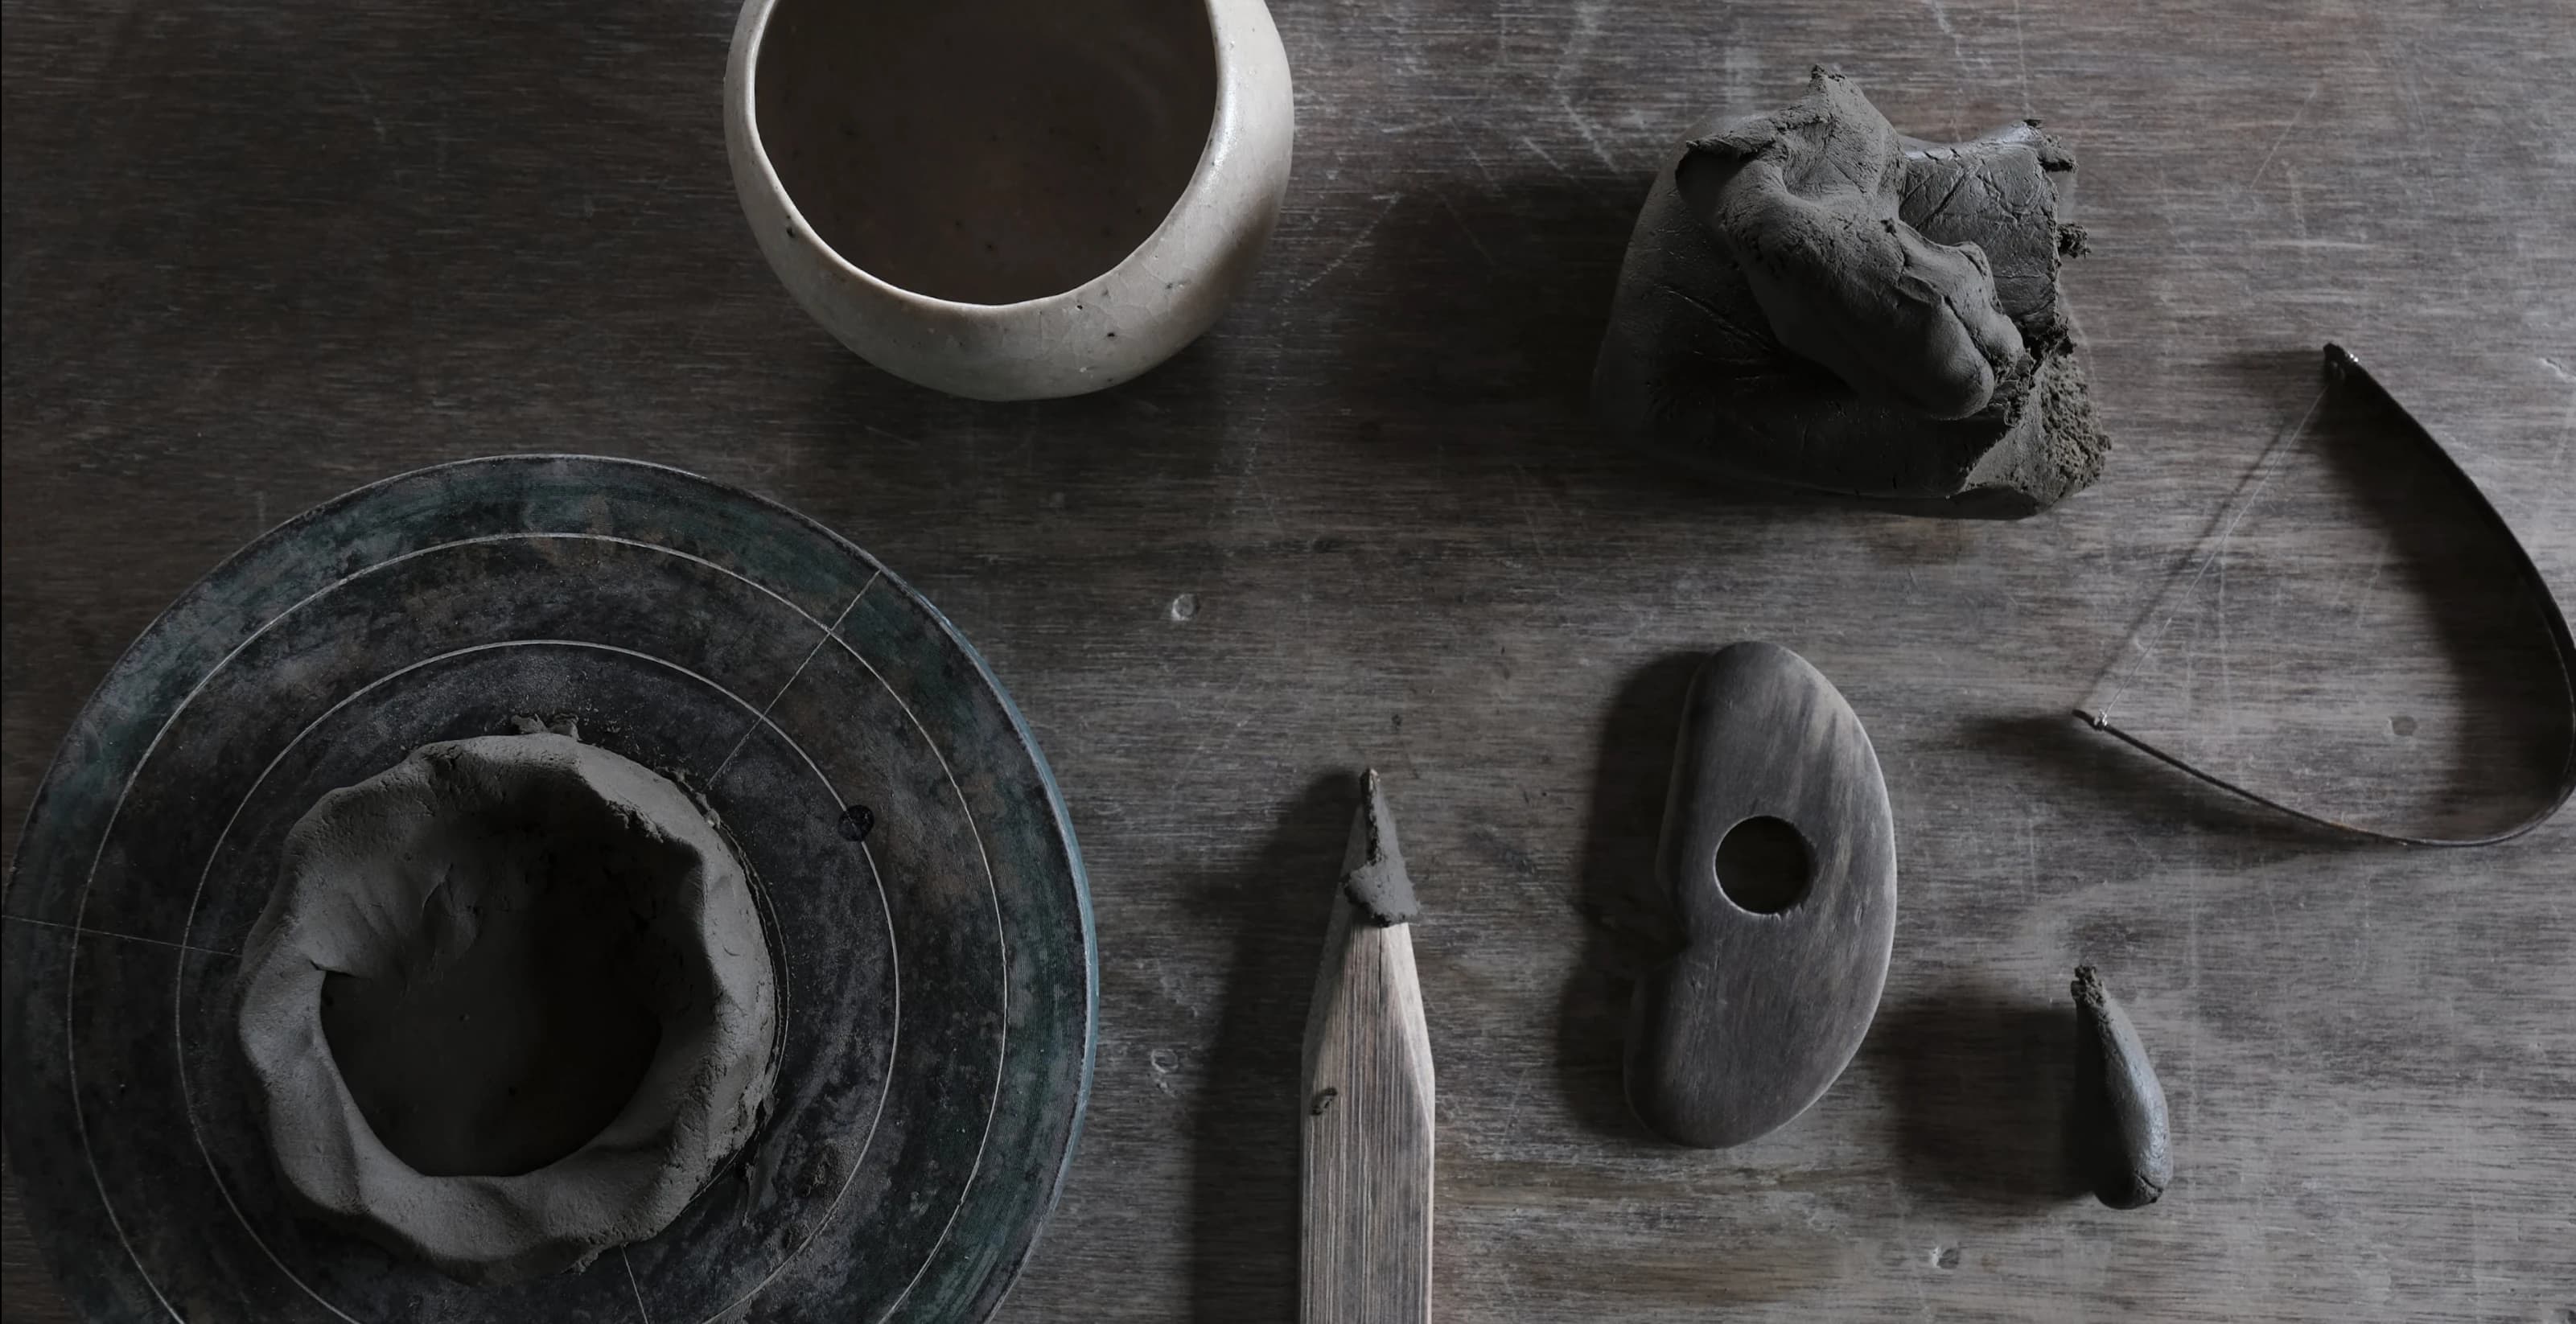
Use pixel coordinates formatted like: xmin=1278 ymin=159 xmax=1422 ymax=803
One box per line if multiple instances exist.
xmin=2075 ymin=343 xmax=2576 ymax=848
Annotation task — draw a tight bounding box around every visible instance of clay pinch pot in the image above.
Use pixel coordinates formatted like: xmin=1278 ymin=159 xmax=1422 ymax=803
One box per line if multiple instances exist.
xmin=726 ymin=0 xmax=1294 ymax=400
xmin=236 ymin=732 xmax=780 ymax=1287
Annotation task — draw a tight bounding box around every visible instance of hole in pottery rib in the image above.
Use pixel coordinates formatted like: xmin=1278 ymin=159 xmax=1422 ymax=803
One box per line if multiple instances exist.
xmin=1714 ymin=815 xmax=1813 ymax=915
xmin=319 ymin=792 xmax=700 ymax=1178
xmin=755 ymin=0 xmax=1218 ymax=305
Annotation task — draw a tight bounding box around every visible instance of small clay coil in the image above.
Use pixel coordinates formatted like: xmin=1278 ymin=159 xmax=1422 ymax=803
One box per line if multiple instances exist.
xmin=2070 ymin=965 xmax=2172 ymax=1209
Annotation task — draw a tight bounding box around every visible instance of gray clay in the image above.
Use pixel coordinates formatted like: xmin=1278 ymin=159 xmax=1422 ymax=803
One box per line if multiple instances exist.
xmin=1594 ymin=67 xmax=2109 ymax=517
xmin=1674 ymin=71 xmax=2024 ymax=420
xmin=2071 ymin=964 xmax=2172 ymax=1209
xmin=1339 ymin=770 xmax=1418 ymax=926
xmin=237 ymin=732 xmax=779 ymax=1285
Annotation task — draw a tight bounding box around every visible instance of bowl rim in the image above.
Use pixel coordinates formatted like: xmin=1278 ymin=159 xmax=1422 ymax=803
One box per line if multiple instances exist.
xmin=727 ymin=0 xmax=1243 ymax=315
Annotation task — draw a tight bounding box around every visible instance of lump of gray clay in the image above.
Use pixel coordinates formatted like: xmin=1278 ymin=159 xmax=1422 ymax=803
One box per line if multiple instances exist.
xmin=237 ymin=733 xmax=779 ymax=1285
xmin=1593 ymin=66 xmax=2108 ymax=517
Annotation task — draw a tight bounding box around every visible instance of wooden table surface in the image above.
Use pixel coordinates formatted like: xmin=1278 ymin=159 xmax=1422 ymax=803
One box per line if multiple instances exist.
xmin=5 ymin=0 xmax=2571 ymax=1319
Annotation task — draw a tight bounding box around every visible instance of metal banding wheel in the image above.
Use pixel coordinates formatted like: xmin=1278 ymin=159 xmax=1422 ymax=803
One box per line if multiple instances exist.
xmin=1 ymin=454 xmax=1096 ymax=1324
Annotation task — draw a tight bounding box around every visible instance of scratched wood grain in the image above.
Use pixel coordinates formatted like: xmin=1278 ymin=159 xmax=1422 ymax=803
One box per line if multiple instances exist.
xmin=1302 ymin=893 xmax=1437 ymax=1323
xmin=5 ymin=0 xmax=2572 ymax=1320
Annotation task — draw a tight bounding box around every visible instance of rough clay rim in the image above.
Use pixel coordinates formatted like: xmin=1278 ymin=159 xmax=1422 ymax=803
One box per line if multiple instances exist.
xmin=730 ymin=0 xmax=1236 ymax=314
xmin=0 ymin=452 xmax=1100 ymax=1322
xmin=234 ymin=733 xmax=782 ymax=1281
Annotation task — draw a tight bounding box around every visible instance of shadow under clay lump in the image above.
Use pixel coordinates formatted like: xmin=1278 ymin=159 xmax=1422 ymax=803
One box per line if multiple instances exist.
xmin=1595 ymin=67 xmax=2107 ymax=517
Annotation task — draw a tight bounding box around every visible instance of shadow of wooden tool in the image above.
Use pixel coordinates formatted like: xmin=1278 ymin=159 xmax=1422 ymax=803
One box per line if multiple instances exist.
xmin=1188 ymin=773 xmax=1351 ymax=1324
xmin=1558 ymin=652 xmax=1700 ymax=1141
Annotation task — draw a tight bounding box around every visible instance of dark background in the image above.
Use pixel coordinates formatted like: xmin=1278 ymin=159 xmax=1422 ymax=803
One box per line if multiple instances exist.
xmin=6 ymin=0 xmax=2571 ymax=1319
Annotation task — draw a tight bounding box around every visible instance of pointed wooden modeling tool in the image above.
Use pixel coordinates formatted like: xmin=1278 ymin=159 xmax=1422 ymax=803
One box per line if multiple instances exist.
xmin=1302 ymin=770 xmax=1434 ymax=1324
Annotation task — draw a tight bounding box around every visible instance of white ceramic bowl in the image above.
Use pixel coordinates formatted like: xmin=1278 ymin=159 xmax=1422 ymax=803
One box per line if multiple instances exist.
xmin=726 ymin=0 xmax=1294 ymax=401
